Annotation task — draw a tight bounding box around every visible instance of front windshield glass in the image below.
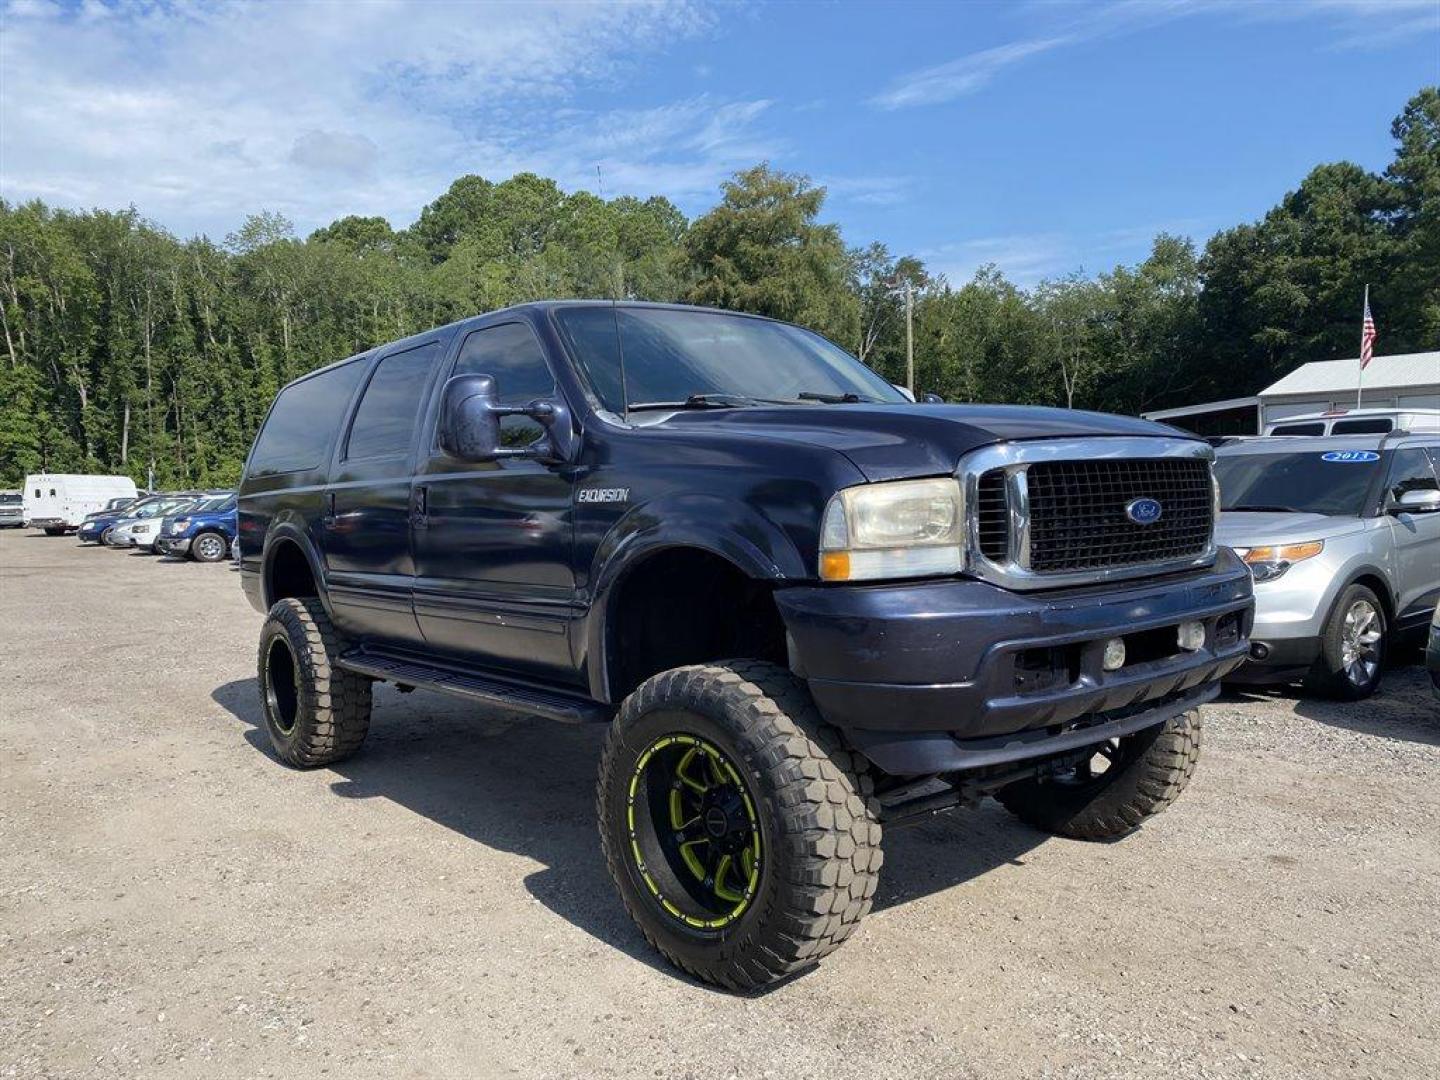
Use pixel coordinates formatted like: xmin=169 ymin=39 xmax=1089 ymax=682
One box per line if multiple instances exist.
xmin=139 ymin=498 xmax=189 ymax=518
xmin=553 ymin=307 xmax=905 ymax=412
xmin=186 ymin=496 xmax=234 ymax=513
xmin=1215 ymin=451 xmax=1381 ymax=516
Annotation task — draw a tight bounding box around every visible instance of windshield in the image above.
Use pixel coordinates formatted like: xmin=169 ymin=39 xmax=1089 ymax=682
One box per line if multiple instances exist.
xmin=183 ymin=495 xmax=234 ymax=514
xmin=553 ymin=307 xmax=905 ymax=412
xmin=1215 ymin=451 xmax=1381 ymax=516
xmin=136 ymin=498 xmax=191 ymax=518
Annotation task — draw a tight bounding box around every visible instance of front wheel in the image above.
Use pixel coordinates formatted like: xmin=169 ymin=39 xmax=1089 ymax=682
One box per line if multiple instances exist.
xmin=191 ymin=531 xmax=229 ymax=563
xmin=997 ymin=707 xmax=1201 ymax=841
xmin=1305 ymin=584 xmax=1386 ymax=700
xmin=597 ymin=661 xmax=882 ymax=991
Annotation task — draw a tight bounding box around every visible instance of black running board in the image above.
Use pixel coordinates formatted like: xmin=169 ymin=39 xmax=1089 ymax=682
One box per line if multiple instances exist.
xmin=337 ymin=650 xmax=611 ymax=724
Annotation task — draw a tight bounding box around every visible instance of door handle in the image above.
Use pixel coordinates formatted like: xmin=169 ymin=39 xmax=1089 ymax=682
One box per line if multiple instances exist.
xmin=412 ymin=485 xmax=428 ymax=529
xmin=321 ymin=490 xmax=336 ymax=527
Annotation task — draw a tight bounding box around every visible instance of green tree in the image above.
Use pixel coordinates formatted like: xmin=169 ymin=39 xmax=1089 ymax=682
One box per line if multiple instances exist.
xmin=685 ymin=165 xmax=859 ymax=345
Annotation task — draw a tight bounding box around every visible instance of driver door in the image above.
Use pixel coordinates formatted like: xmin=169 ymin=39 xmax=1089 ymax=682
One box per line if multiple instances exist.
xmin=410 ymin=321 xmax=581 ymax=684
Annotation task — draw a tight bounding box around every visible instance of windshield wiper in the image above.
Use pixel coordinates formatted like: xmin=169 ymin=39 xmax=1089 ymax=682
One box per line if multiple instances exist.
xmin=1225 ymin=504 xmax=1302 ymax=513
xmin=627 ymin=393 xmax=757 ymax=411
xmin=796 ymin=390 xmax=871 ymax=404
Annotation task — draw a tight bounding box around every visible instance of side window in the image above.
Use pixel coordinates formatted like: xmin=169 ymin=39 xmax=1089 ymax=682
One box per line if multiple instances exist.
xmin=49 ymin=488 xmax=56 ymax=497
xmin=346 ymin=342 xmax=442 ymax=461
xmin=1385 ymin=448 xmax=1440 ymax=503
xmin=250 ymin=360 xmax=367 ymax=476
xmin=1270 ymin=423 xmax=1326 ymax=436
xmin=453 ymin=323 xmax=557 ymax=446
xmin=34 ymin=488 xmax=40 ymax=498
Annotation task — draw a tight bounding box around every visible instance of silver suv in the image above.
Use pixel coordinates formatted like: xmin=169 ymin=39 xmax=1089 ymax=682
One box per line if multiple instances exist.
xmin=1215 ymin=432 xmax=1440 ymax=699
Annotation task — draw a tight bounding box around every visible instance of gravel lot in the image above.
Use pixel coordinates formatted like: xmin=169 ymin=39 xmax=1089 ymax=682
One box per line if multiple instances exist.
xmin=2 ymin=530 xmax=1437 ymax=1080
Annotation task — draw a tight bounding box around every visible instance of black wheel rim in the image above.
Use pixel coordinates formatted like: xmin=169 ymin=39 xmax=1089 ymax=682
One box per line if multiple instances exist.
xmin=264 ymin=636 xmax=300 ymax=735
xmin=626 ymin=734 xmax=762 ymax=930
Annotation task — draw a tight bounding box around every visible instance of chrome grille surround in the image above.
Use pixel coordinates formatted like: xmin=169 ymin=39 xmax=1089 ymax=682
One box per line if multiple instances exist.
xmin=957 ymin=436 xmax=1217 ymax=590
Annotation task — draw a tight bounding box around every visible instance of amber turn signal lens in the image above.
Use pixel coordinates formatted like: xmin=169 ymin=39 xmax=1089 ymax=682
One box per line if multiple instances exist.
xmin=820 ymin=551 xmax=851 ymax=581
xmin=1241 ymin=541 xmax=1323 ymax=564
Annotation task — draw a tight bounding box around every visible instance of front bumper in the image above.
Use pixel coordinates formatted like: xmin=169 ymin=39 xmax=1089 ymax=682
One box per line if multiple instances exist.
xmin=155 ymin=535 xmax=192 ymax=556
xmin=776 ymin=548 xmax=1253 ymax=775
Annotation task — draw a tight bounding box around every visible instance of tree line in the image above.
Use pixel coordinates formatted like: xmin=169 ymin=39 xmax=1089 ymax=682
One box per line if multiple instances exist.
xmin=1 ymin=88 xmax=1435 ymax=488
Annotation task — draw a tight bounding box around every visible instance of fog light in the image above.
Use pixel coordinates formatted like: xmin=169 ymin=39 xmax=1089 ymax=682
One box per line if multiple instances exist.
xmin=1177 ymin=620 xmax=1206 ymax=652
xmin=1102 ymin=637 xmax=1127 ymax=671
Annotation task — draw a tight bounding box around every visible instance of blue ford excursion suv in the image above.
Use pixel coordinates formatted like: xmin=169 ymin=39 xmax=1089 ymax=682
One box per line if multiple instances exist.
xmin=237 ymin=301 xmax=1252 ymax=990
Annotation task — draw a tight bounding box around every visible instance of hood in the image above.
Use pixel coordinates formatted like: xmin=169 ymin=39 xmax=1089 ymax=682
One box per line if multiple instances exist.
xmin=654 ymin=403 xmax=1188 ymax=482
xmin=1216 ymin=511 xmax=1365 ymax=548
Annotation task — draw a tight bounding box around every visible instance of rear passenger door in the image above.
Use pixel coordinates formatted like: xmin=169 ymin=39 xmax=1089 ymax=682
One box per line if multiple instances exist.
xmin=323 ymin=339 xmax=444 ymax=645
xmin=410 ymin=321 xmax=580 ymax=683
xmin=1382 ymin=446 xmax=1440 ymax=630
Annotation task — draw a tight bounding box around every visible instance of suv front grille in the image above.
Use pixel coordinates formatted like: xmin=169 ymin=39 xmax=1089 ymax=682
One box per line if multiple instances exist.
xmin=1024 ymin=458 xmax=1213 ymax=573
xmin=975 ymin=470 xmax=1010 ymax=562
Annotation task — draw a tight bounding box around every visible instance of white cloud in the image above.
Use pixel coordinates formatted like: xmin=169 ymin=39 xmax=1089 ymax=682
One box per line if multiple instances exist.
xmin=871 ymin=38 xmax=1071 ymax=109
xmin=0 ymin=0 xmax=767 ymax=238
xmin=923 ymin=221 xmax=1204 ymax=288
xmin=871 ymin=0 xmax=1437 ymax=110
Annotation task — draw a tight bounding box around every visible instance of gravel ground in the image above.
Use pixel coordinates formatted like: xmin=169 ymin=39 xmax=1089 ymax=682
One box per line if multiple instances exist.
xmin=2 ymin=530 xmax=1437 ymax=1080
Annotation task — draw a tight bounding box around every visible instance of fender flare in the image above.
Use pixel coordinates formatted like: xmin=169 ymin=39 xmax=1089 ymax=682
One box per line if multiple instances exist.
xmin=260 ymin=516 xmax=333 ymax=620
xmin=582 ymin=493 xmax=809 ymax=702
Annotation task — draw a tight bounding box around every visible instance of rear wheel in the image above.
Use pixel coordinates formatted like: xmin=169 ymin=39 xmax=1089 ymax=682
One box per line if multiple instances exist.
xmin=192 ymin=531 xmax=228 ymax=563
xmin=257 ymin=597 xmax=372 ymax=767
xmin=1305 ymin=584 xmax=1386 ymax=700
xmin=997 ymin=708 xmax=1201 ymax=841
xmin=598 ymin=661 xmax=882 ymax=991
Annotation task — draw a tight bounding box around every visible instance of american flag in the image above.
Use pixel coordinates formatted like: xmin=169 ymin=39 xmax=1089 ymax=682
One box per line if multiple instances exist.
xmin=1360 ymin=292 xmax=1377 ymax=370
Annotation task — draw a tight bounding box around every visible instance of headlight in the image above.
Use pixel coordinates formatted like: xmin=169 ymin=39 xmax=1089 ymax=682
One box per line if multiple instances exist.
xmin=172 ymin=519 xmax=189 ymax=533
xmin=1236 ymin=541 xmax=1323 ymax=583
xmin=819 ymin=477 xmax=964 ymax=581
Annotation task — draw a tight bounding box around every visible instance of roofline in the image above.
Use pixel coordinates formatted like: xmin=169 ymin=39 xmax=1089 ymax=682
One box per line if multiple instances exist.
xmin=1141 ymin=396 xmax=1261 ymax=421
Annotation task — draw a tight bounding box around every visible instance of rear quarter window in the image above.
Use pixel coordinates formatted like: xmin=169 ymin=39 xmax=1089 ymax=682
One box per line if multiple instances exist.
xmin=248 ymin=361 xmax=367 ymax=476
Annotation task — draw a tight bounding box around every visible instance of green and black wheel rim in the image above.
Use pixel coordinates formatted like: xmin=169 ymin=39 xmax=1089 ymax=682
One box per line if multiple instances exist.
xmin=626 ymin=734 xmax=762 ymax=931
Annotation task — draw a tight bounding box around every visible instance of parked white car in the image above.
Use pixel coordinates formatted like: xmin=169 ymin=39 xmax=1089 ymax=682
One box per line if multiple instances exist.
xmin=23 ymin=474 xmax=138 ymax=535
xmin=105 ymin=494 xmax=202 ymax=549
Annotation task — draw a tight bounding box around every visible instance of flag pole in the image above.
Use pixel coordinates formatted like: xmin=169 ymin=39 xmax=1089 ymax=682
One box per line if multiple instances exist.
xmin=1357 ymin=284 xmax=1368 ymax=410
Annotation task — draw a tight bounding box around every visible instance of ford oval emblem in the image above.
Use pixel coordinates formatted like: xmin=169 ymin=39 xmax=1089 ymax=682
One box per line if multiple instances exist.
xmin=1126 ymin=497 xmax=1163 ymax=525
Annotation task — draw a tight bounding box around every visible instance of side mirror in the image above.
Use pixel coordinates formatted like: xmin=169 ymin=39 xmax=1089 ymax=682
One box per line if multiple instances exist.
xmin=438 ymin=374 xmax=576 ymax=465
xmin=1392 ymin=488 xmax=1440 ymax=514
xmin=922 ymin=392 xmax=945 ymax=404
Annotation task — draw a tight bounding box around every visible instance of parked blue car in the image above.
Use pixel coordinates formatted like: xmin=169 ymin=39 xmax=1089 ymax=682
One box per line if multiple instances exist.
xmin=155 ymin=493 xmax=237 ymax=562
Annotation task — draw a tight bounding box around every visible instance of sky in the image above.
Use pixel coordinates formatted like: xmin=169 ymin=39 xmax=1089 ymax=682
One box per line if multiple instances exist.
xmin=1 ymin=0 xmax=1436 ymax=287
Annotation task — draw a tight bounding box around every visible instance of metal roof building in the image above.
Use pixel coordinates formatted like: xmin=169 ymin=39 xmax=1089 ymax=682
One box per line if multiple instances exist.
xmin=1143 ymin=350 xmax=1440 ymax=434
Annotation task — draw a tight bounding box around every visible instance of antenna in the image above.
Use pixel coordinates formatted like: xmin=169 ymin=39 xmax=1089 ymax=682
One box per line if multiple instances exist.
xmin=596 ymin=163 xmax=630 ymax=423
